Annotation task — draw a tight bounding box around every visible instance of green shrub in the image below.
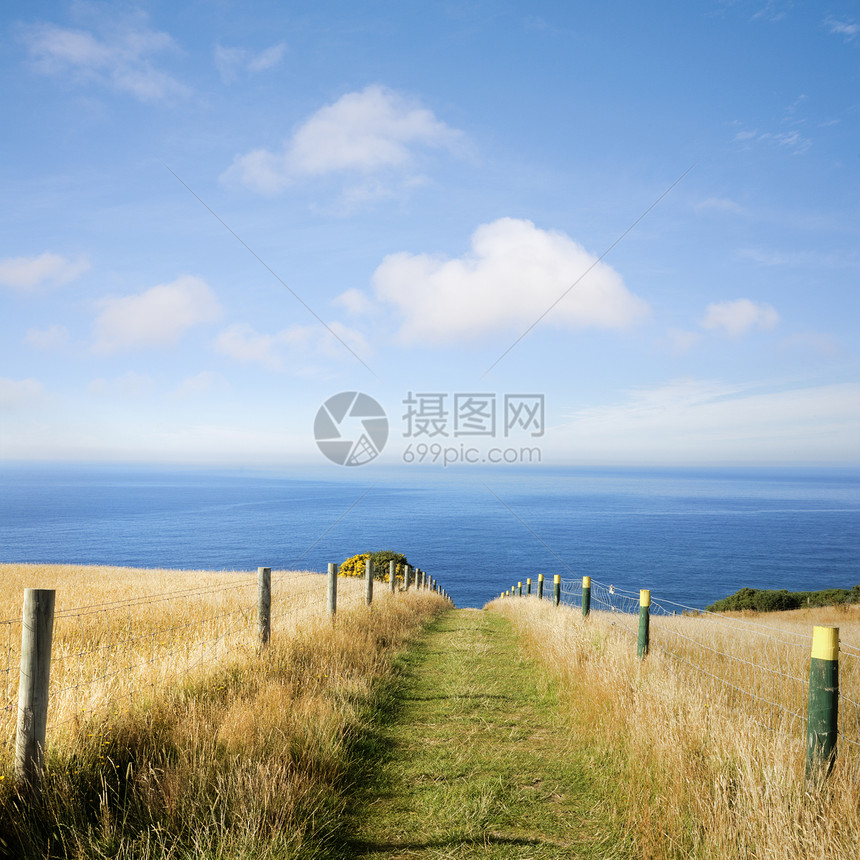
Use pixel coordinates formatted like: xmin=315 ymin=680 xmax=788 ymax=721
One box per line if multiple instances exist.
xmin=706 ymin=584 xmax=859 ymax=613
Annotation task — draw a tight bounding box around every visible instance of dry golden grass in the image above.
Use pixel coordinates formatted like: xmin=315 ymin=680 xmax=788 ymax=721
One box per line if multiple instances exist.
xmin=0 ymin=563 xmax=447 ymax=858
xmin=492 ymin=597 xmax=860 ymax=860
xmin=1 ymin=564 xmax=366 ymax=764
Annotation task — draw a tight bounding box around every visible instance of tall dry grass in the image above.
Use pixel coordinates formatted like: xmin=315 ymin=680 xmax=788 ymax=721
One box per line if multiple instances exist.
xmin=0 ymin=563 xmax=446 ymax=859
xmin=492 ymin=597 xmax=860 ymax=860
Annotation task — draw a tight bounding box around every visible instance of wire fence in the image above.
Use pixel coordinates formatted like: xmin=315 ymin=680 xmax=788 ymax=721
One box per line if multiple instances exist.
xmin=0 ymin=568 xmax=375 ymax=763
xmin=553 ymin=576 xmax=860 ymax=752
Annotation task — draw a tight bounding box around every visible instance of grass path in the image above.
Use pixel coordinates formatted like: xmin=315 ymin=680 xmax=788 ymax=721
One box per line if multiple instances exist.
xmin=341 ymin=608 xmax=627 ymax=859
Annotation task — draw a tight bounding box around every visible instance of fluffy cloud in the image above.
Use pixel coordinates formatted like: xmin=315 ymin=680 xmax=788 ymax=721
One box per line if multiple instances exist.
xmin=22 ymin=15 xmax=188 ymax=102
xmin=700 ymin=299 xmax=779 ymax=338
xmin=225 ymin=85 xmax=465 ymax=193
xmin=214 ymin=321 xmax=369 ymax=371
xmin=25 ymin=324 xmax=70 ymax=349
xmin=371 ymin=217 xmax=650 ymax=343
xmin=93 ymin=276 xmax=221 ymax=353
xmin=214 ymin=42 xmax=286 ymax=83
xmin=0 ymin=252 xmax=89 ymax=291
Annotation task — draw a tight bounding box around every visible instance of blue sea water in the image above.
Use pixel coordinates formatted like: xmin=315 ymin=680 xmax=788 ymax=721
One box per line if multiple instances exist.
xmin=0 ymin=464 xmax=858 ymax=610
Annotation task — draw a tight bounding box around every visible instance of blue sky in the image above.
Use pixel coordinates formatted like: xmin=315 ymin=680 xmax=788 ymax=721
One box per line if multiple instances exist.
xmin=1 ymin=0 xmax=859 ymax=469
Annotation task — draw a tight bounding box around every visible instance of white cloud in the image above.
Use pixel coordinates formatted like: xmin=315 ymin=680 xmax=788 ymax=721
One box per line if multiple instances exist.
xmin=22 ymin=16 xmax=188 ymax=102
xmin=551 ymin=380 xmax=860 ymax=464
xmin=733 ymin=128 xmax=811 ymax=154
xmin=224 ymin=85 xmax=465 ymax=194
xmin=214 ymin=41 xmax=286 ymax=84
xmin=695 ymin=197 xmax=743 ymax=214
xmin=665 ymin=327 xmax=702 ymax=355
xmin=825 ymin=17 xmax=859 ymax=41
xmin=88 ymin=371 xmax=155 ymax=397
xmin=93 ymin=275 xmax=222 ymax=353
xmin=214 ymin=321 xmax=370 ymax=371
xmin=173 ymin=371 xmax=230 ymax=398
xmin=371 ymin=217 xmax=650 ymax=343
xmin=0 ymin=252 xmax=89 ymax=291
xmin=0 ymin=377 xmax=46 ymax=410
xmin=700 ymin=298 xmax=780 ymax=338
xmin=25 ymin=324 xmax=70 ymax=349
xmin=333 ymin=288 xmax=374 ymax=315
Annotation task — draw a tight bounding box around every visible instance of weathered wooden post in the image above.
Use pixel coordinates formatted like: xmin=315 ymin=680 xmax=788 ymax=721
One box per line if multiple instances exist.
xmin=806 ymin=625 xmax=839 ymax=781
xmin=15 ymin=588 xmax=55 ymax=794
xmin=258 ymin=567 xmax=271 ymax=646
xmin=553 ymin=575 xmax=561 ymax=607
xmin=389 ymin=560 xmax=396 ymax=593
xmin=404 ymin=564 xmax=411 ymax=591
xmin=365 ymin=557 xmax=373 ymax=606
xmin=537 ymin=573 xmax=544 ymax=600
xmin=637 ymin=590 xmax=650 ymax=658
xmin=327 ymin=562 xmax=337 ymax=617
xmin=582 ymin=576 xmax=591 ymax=618
xmin=526 ymin=578 xmax=532 ymax=596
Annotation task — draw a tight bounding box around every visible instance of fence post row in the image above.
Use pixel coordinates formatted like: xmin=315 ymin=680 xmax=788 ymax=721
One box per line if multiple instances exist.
xmin=327 ymin=563 xmax=338 ymax=617
xmin=637 ymin=590 xmax=650 ymax=658
xmin=258 ymin=567 xmax=271 ymax=646
xmin=582 ymin=576 xmax=591 ymax=618
xmin=806 ymin=625 xmax=839 ymax=782
xmin=15 ymin=588 xmax=56 ymax=794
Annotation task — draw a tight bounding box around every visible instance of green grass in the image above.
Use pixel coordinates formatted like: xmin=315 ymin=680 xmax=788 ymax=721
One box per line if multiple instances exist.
xmin=341 ymin=609 xmax=629 ymax=859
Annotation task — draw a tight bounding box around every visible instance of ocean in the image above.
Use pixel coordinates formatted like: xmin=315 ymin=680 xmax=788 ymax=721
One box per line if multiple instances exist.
xmin=1 ymin=464 xmax=858 ymax=610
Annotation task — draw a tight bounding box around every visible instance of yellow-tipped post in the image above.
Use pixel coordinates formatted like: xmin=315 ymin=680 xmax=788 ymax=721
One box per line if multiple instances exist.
xmin=806 ymin=625 xmax=839 ymax=782
xmin=517 ymin=581 xmax=522 ymax=597
xmin=537 ymin=573 xmax=544 ymax=600
xmin=553 ymin=574 xmax=561 ymax=607
xmin=637 ymin=590 xmax=650 ymax=658
xmin=526 ymin=577 xmax=532 ymax=596
xmin=582 ymin=575 xmax=591 ymax=618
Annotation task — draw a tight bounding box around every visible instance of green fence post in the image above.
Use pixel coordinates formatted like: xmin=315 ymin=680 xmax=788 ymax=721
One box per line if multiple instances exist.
xmin=526 ymin=577 xmax=532 ymax=596
xmin=582 ymin=576 xmax=591 ymax=618
xmin=517 ymin=581 xmax=522 ymax=597
xmin=553 ymin=574 xmax=561 ymax=607
xmin=537 ymin=573 xmax=544 ymax=600
xmin=637 ymin=590 xmax=650 ymax=658
xmin=806 ymin=625 xmax=839 ymax=782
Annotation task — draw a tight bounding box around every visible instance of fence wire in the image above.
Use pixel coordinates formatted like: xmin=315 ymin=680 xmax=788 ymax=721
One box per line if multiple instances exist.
xmin=551 ymin=576 xmax=860 ymax=750
xmin=0 ymin=568 xmax=379 ymax=760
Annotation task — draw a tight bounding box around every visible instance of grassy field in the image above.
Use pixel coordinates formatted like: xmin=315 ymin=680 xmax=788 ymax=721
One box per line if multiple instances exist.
xmin=492 ymin=596 xmax=860 ymax=860
xmin=0 ymin=563 xmax=448 ymax=859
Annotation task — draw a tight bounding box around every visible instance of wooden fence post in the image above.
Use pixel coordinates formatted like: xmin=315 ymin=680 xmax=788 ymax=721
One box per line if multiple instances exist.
xmin=15 ymin=588 xmax=55 ymax=794
xmin=365 ymin=557 xmax=373 ymax=606
xmin=389 ymin=560 xmax=396 ymax=593
xmin=638 ymin=590 xmax=650 ymax=658
xmin=537 ymin=573 xmax=544 ymax=600
xmin=327 ymin=563 xmax=337 ymax=617
xmin=258 ymin=567 xmax=271 ymax=646
xmin=553 ymin=575 xmax=561 ymax=607
xmin=526 ymin=578 xmax=532 ymax=596
xmin=582 ymin=576 xmax=591 ymax=618
xmin=806 ymin=625 xmax=839 ymax=782
xmin=517 ymin=581 xmax=522 ymax=597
